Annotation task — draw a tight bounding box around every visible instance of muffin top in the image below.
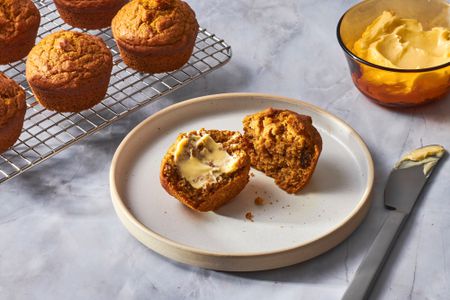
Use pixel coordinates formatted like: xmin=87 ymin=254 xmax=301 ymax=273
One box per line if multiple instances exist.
xmin=0 ymin=0 xmax=40 ymax=44
xmin=54 ymin=0 xmax=128 ymax=11
xmin=112 ymin=0 xmax=198 ymax=53
xmin=0 ymin=73 xmax=26 ymax=126
xmin=26 ymin=31 xmax=112 ymax=90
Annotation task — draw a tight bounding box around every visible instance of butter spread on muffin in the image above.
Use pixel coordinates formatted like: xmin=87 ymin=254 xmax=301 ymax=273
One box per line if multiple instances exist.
xmin=160 ymin=129 xmax=250 ymax=212
xmin=243 ymin=108 xmax=322 ymax=194
xmin=173 ymin=133 xmax=241 ymax=189
xmin=0 ymin=72 xmax=26 ymax=153
xmin=26 ymin=31 xmax=113 ymax=112
xmin=112 ymin=0 xmax=199 ymax=73
xmin=0 ymin=0 xmax=40 ymax=64
xmin=54 ymin=0 xmax=128 ymax=29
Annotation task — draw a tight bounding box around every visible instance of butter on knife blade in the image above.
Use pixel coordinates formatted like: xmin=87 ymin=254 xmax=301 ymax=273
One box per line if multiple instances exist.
xmin=395 ymin=145 xmax=446 ymax=176
xmin=343 ymin=144 xmax=446 ymax=300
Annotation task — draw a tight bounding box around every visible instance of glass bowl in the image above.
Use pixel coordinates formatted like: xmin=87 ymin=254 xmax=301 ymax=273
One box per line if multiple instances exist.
xmin=337 ymin=0 xmax=450 ymax=107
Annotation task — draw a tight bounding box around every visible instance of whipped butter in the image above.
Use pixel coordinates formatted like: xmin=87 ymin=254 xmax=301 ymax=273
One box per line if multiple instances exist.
xmin=354 ymin=11 xmax=450 ymax=69
xmin=173 ymin=132 xmax=240 ymax=189
xmin=395 ymin=145 xmax=446 ymax=176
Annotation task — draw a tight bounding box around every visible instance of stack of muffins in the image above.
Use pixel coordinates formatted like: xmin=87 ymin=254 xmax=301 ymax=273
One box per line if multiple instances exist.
xmin=0 ymin=0 xmax=199 ymax=154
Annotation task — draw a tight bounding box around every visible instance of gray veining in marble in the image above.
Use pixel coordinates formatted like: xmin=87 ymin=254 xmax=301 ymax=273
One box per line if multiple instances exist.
xmin=1 ymin=0 xmax=450 ymax=299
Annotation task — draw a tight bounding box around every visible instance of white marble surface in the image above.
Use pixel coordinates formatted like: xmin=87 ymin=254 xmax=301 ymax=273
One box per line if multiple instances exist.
xmin=1 ymin=0 xmax=450 ymax=299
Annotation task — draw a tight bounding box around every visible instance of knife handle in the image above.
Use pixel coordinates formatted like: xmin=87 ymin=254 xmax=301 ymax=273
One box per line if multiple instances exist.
xmin=342 ymin=210 xmax=407 ymax=300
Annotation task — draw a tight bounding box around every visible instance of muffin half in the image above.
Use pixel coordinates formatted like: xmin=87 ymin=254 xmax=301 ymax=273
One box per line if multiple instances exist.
xmin=243 ymin=108 xmax=322 ymax=194
xmin=0 ymin=0 xmax=40 ymax=64
xmin=26 ymin=31 xmax=113 ymax=113
xmin=160 ymin=129 xmax=250 ymax=212
xmin=112 ymin=0 xmax=199 ymax=73
xmin=54 ymin=0 xmax=128 ymax=29
xmin=0 ymin=73 xmax=26 ymax=153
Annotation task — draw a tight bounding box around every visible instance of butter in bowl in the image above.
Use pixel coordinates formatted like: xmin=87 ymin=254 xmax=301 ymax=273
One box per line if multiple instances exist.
xmin=337 ymin=0 xmax=450 ymax=107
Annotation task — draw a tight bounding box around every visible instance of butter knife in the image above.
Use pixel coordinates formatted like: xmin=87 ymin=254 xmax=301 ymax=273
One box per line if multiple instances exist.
xmin=342 ymin=145 xmax=446 ymax=300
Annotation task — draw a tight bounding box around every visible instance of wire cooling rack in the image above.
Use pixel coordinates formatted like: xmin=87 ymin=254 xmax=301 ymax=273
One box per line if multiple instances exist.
xmin=0 ymin=0 xmax=231 ymax=184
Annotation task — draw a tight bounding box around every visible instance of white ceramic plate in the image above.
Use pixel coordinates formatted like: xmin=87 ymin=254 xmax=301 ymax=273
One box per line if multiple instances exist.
xmin=110 ymin=93 xmax=374 ymax=271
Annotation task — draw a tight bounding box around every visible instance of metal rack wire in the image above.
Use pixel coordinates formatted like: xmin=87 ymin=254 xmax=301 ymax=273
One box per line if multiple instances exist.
xmin=0 ymin=0 xmax=232 ymax=184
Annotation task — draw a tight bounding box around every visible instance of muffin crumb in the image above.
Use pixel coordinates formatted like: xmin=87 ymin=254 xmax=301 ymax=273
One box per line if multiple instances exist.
xmin=254 ymin=197 xmax=265 ymax=206
xmin=245 ymin=212 xmax=254 ymax=222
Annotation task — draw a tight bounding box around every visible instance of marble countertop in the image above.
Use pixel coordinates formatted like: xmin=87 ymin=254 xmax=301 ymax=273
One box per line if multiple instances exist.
xmin=1 ymin=1 xmax=450 ymax=299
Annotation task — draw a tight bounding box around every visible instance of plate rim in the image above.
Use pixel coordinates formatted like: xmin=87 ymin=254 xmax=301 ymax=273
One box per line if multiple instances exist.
xmin=110 ymin=92 xmax=374 ymax=269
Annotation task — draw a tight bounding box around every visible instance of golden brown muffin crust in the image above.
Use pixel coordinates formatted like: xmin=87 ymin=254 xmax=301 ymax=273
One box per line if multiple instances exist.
xmin=112 ymin=0 xmax=198 ymax=54
xmin=26 ymin=31 xmax=113 ymax=90
xmin=243 ymin=108 xmax=322 ymax=194
xmin=0 ymin=0 xmax=40 ymax=43
xmin=54 ymin=0 xmax=127 ymax=11
xmin=0 ymin=73 xmax=26 ymax=126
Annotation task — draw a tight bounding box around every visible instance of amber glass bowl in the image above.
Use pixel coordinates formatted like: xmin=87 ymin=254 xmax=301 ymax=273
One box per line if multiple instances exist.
xmin=337 ymin=0 xmax=450 ymax=107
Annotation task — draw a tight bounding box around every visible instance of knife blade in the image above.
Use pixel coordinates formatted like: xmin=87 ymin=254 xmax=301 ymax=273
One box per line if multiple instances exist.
xmin=384 ymin=165 xmax=430 ymax=213
xmin=342 ymin=145 xmax=446 ymax=300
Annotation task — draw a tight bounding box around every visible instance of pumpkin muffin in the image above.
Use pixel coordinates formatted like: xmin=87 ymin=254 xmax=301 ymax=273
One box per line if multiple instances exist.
xmin=26 ymin=31 xmax=113 ymax=113
xmin=243 ymin=108 xmax=322 ymax=194
xmin=160 ymin=129 xmax=251 ymax=212
xmin=54 ymin=0 xmax=128 ymax=30
xmin=0 ymin=72 xmax=26 ymax=153
xmin=0 ymin=0 xmax=40 ymax=64
xmin=112 ymin=0 xmax=199 ymax=73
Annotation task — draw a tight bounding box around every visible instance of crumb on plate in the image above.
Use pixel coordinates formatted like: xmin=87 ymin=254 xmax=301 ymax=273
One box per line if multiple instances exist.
xmin=254 ymin=196 xmax=265 ymax=206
